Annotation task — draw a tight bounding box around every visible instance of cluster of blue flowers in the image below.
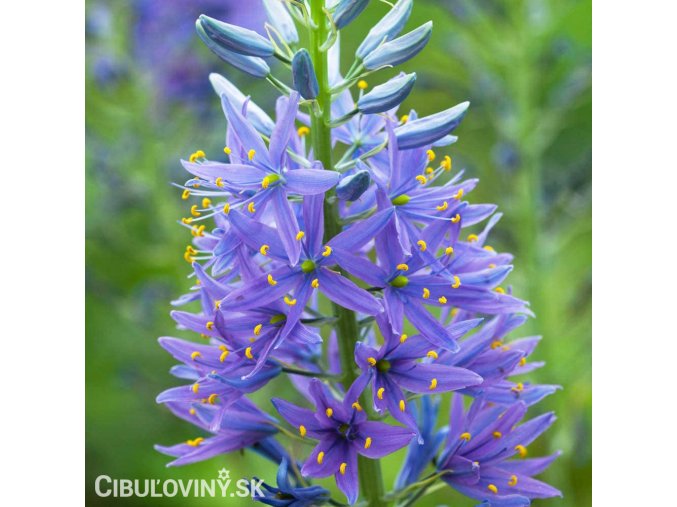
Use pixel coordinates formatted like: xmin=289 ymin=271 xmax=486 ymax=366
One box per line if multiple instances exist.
xmin=156 ymin=1 xmax=562 ymax=505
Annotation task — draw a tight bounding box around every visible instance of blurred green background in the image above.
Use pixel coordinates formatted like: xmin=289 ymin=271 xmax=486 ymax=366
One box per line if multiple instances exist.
xmin=85 ymin=0 xmax=591 ymax=505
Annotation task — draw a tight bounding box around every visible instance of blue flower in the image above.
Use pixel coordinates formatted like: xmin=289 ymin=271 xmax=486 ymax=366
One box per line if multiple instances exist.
xmin=255 ymin=458 xmax=330 ymax=506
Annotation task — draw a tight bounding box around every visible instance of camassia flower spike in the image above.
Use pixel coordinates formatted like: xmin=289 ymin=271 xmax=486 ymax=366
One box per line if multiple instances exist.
xmin=157 ymin=1 xmax=561 ymax=505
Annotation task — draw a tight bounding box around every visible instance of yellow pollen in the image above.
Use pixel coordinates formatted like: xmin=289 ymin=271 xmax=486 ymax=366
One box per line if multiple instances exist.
xmin=189 ymin=408 xmax=196 ymax=415
xmin=223 ymin=203 xmax=231 ymax=214
xmin=445 ymin=246 xmax=454 ymax=255
xmin=364 ymin=437 xmax=372 ymax=449
xmin=214 ymin=300 xmax=221 ymax=309
xmin=487 ymin=484 xmax=498 ymax=494
xmin=426 ymin=167 xmax=434 ymax=175
xmin=311 ymin=278 xmax=320 ymax=288
xmin=377 ymin=387 xmax=385 ymax=400
xmin=186 ymin=437 xmax=204 ymax=447
xmin=296 ymin=231 xmax=305 ymax=241
xmin=192 ymin=181 xmax=200 ymax=188
xmin=249 ymin=337 xmax=256 ymax=343
xmin=223 ymin=146 xmax=232 ymax=155
xmin=254 ymin=324 xmax=263 ymax=336
xmin=186 ymin=245 xmax=197 ymax=255
xmin=284 ymin=296 xmax=297 ymax=306
xmin=247 ymin=202 xmax=256 ymax=213
xmin=396 ymin=263 xmax=409 ymax=271
xmin=502 ymin=344 xmax=511 ymax=351
xmin=399 ymin=334 xmax=408 ymax=343
xmin=451 ymin=276 xmax=461 ymax=289
xmin=441 ymin=155 xmax=452 ymax=171
xmin=339 ymin=462 xmax=347 ymax=475
xmin=400 ymin=114 xmax=409 ymax=123
xmin=417 ymin=240 xmax=427 ymax=251
xmin=267 ymin=274 xmax=277 ymax=286
xmin=515 ymin=445 xmax=528 ymax=458
xmin=247 ymin=149 xmax=256 ymax=161
xmin=519 ymin=357 xmax=527 ymax=366
xmin=490 ymin=341 xmax=503 ymax=349
xmin=181 ymin=189 xmax=191 ymax=200
xmin=495 ymin=287 xmax=506 ymax=294
xmin=215 ymin=177 xmax=225 ymax=188
xmin=207 ymin=393 xmax=218 ymax=404
xmin=488 ymin=263 xmax=497 ymax=269
xmin=190 ymin=351 xmax=201 ymax=361
xmin=219 ymin=350 xmax=229 ymax=362
xmin=429 ymin=378 xmax=438 ymax=390
xmin=453 ymin=188 xmax=464 ymax=200
xmin=206 ymin=321 xmax=214 ymax=330
xmin=508 ymin=475 xmax=518 ymax=487
xmin=484 ymin=245 xmax=496 ymax=252
xmin=184 ymin=252 xmax=195 ymax=263
xmin=436 ymin=201 xmax=448 ymax=211
xmin=451 ymin=214 xmax=461 ymax=223
xmin=427 ymin=350 xmax=438 ymax=359
xmin=325 ymin=408 xmax=334 ymax=417
xmin=352 ymin=402 xmax=363 ymax=411
xmin=317 ymin=452 xmax=325 ymax=464
xmin=422 ymin=287 xmax=430 ymax=299
xmin=511 ymin=382 xmax=524 ymax=393
xmin=467 ymin=234 xmax=479 ymax=242
xmin=181 ymin=217 xmax=193 ymax=224
xmin=299 ymin=425 xmax=307 ymax=437
xmin=357 ymin=79 xmax=368 ymax=89
xmin=259 ymin=244 xmax=270 ymax=256
xmin=438 ymin=296 xmax=448 ymax=304
xmin=297 ymin=126 xmax=310 ymax=137
xmin=399 ymin=399 xmax=406 ymax=412
xmin=451 ymin=308 xmax=459 ymax=316
xmin=201 ymin=199 xmax=211 ymax=209
xmin=322 ymin=245 xmax=332 ymax=257
xmin=261 ymin=176 xmax=271 ymax=189
xmin=459 ymin=432 xmax=471 ymax=441
xmin=192 ymin=383 xmax=199 ymax=394
xmin=245 ymin=347 xmax=254 ymax=360
xmin=493 ymin=431 xmax=503 ymax=439
xmin=367 ymin=357 xmax=377 ymax=366
xmin=415 ymin=175 xmax=427 ymax=185
xmin=426 ymin=149 xmax=436 ymax=161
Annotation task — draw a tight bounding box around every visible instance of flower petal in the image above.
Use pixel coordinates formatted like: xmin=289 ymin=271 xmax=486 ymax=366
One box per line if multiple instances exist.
xmin=284 ymin=168 xmax=340 ymax=195
xmin=317 ymin=267 xmax=383 ymax=315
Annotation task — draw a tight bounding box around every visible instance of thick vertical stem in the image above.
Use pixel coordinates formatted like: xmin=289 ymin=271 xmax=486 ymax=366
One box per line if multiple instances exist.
xmin=307 ymin=1 xmax=386 ymax=506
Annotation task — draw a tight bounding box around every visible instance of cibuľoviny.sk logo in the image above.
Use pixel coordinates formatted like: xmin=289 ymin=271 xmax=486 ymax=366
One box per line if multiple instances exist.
xmin=94 ymin=468 xmax=264 ymax=498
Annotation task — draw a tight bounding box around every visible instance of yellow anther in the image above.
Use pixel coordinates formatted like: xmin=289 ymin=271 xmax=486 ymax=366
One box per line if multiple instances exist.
xmin=267 ymin=274 xmax=277 ymax=286
xmin=427 ymin=350 xmax=438 ymax=360
xmin=451 ymin=308 xmax=459 ymax=317
xmin=493 ymin=431 xmax=503 ymax=439
xmin=181 ymin=217 xmax=193 ymax=224
xmin=184 ymin=252 xmax=196 ymax=263
xmin=190 ymin=205 xmax=201 ymax=217
xmin=396 ymin=263 xmax=409 ymax=271
xmin=367 ymin=357 xmax=377 ymax=366
xmin=322 ymin=245 xmax=332 ymax=257
xmin=357 ymin=80 xmax=368 ymax=89
xmin=377 ymin=387 xmax=385 ymax=400
xmin=487 ymin=484 xmax=498 ymax=494
xmin=422 ymin=287 xmax=430 ymax=299
xmin=417 ymin=240 xmax=427 ymax=251
xmin=467 ymin=234 xmax=479 ymax=242
xmin=249 ymin=337 xmax=256 ymax=343
xmin=483 ymin=245 xmax=496 ymax=253
xmin=254 ymin=324 xmax=263 ymax=336
xmin=438 ymin=296 xmax=448 ymax=304
xmin=490 ymin=341 xmax=503 ymax=350
xmin=415 ymin=175 xmax=427 ymax=185
xmin=206 ymin=321 xmax=214 ymax=330
xmin=352 ymin=402 xmax=363 ymax=411
xmin=364 ymin=437 xmax=372 ymax=449
xmin=192 ymin=383 xmax=200 ymax=394
xmin=436 ymin=201 xmax=448 ymax=211
xmin=192 ymin=181 xmax=201 ymax=188
xmin=511 ymin=382 xmax=524 ymax=393
xmin=259 ymin=244 xmax=270 ymax=256
xmin=515 ymin=445 xmax=528 ymax=458
xmin=459 ymin=432 xmax=471 ymax=441
xmin=296 ymin=231 xmax=305 ymax=241
xmin=284 ymin=296 xmax=297 ymax=306
xmin=441 ymin=155 xmax=452 ymax=171
xmin=299 ymin=425 xmax=307 ymax=437
xmin=453 ymin=188 xmax=464 ymax=200
xmin=508 ymin=475 xmax=518 ymax=487
xmin=451 ymin=214 xmax=463 ymax=224
xmin=207 ymin=393 xmax=218 ymax=404
xmin=186 ymin=245 xmax=197 ymax=255
xmin=339 ymin=462 xmax=347 ymax=475
xmin=248 ymin=149 xmax=256 ymax=161
xmin=261 ymin=176 xmax=271 ymax=189
xmin=219 ymin=350 xmax=229 ymax=362
xmin=223 ymin=146 xmax=232 ymax=155
xmin=325 ymin=408 xmax=334 ymax=417
xmin=215 ymin=177 xmax=225 ymax=188
xmin=245 ymin=347 xmax=254 ymax=360
xmin=426 ymin=167 xmax=434 ymax=175
xmin=495 ymin=287 xmax=505 ymax=294
xmin=519 ymin=357 xmax=527 ymax=367
xmin=400 ymin=114 xmax=409 ymax=123
xmin=451 ymin=276 xmax=461 ymax=289
xmin=186 ymin=437 xmax=204 ymax=447
xmin=189 ymin=408 xmax=196 ymax=415
xmin=311 ymin=278 xmax=320 ymax=289
xmin=190 ymin=351 xmax=202 ymax=361
xmin=297 ymin=126 xmax=310 ymax=137
xmin=181 ymin=189 xmax=191 ymax=200
xmin=399 ymin=399 xmax=406 ymax=412
xmin=223 ymin=203 xmax=231 ymax=214
xmin=445 ymin=246 xmax=454 ymax=255
xmin=429 ymin=378 xmax=438 ymax=390
xmin=317 ymin=451 xmax=325 ymax=464
xmin=426 ymin=149 xmax=436 ymax=161
xmin=399 ymin=334 xmax=408 ymax=343
xmin=488 ymin=263 xmax=497 ymax=269
xmin=247 ymin=202 xmax=256 ymax=213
